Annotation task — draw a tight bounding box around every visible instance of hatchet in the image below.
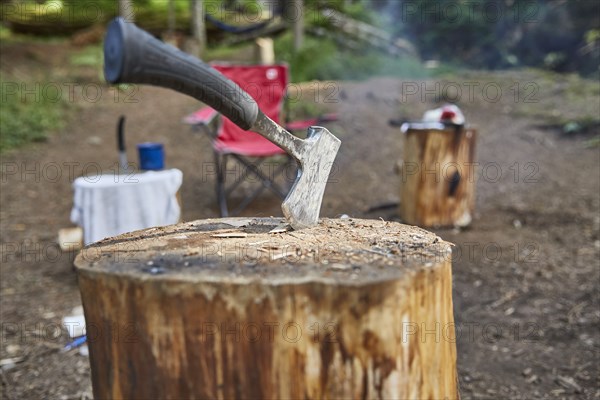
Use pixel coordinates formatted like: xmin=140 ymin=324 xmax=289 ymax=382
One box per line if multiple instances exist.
xmin=103 ymin=18 xmax=340 ymax=230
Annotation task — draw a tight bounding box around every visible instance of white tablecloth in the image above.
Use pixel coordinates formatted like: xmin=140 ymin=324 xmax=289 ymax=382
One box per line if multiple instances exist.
xmin=71 ymin=169 xmax=183 ymax=245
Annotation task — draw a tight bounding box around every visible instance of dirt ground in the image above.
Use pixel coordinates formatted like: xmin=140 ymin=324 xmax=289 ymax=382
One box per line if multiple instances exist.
xmin=1 ymin=41 xmax=599 ymax=399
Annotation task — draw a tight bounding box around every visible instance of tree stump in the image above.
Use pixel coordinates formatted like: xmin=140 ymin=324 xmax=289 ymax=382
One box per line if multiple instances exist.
xmin=400 ymin=123 xmax=477 ymax=228
xmin=75 ymin=217 xmax=458 ymax=399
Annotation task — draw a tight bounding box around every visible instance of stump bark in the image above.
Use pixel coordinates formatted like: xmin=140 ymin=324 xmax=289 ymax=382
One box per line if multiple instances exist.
xmin=400 ymin=124 xmax=477 ymax=228
xmin=75 ymin=217 xmax=458 ymax=399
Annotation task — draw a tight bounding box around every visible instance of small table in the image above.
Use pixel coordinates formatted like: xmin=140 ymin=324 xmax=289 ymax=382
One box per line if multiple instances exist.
xmin=71 ymin=169 xmax=183 ymax=245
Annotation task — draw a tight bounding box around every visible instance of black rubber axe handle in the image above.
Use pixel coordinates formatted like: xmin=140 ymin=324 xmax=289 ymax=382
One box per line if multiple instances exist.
xmin=103 ymin=17 xmax=259 ymax=131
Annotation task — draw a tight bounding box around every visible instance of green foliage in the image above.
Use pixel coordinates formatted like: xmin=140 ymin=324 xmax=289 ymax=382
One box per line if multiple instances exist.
xmin=585 ymin=29 xmax=600 ymax=44
xmin=135 ymin=0 xmax=192 ymax=31
xmin=583 ymin=135 xmax=600 ymax=148
xmin=394 ymin=0 xmax=518 ymax=68
xmin=0 ymin=25 xmax=12 ymax=40
xmin=3 ymin=0 xmax=118 ymax=28
xmin=70 ymin=44 xmax=103 ymax=67
xmin=286 ymin=98 xmax=324 ymax=123
xmin=274 ymin=32 xmax=428 ymax=82
xmin=301 ymin=0 xmax=373 ymax=22
xmin=390 ymin=0 xmax=599 ymax=75
xmin=0 ymin=73 xmax=66 ymax=152
xmin=70 ymin=43 xmax=105 ymax=82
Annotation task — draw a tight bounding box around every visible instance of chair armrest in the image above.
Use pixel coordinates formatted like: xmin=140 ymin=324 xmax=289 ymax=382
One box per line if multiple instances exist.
xmin=318 ymin=113 xmax=339 ymax=123
xmin=182 ymin=107 xmax=219 ymax=126
xmin=285 ymin=113 xmax=339 ymax=132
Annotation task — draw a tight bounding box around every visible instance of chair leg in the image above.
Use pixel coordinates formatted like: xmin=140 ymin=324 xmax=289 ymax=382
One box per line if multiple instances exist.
xmin=228 ymin=157 xmax=286 ymax=216
xmin=215 ymin=152 xmax=228 ymax=217
xmin=231 ymin=155 xmax=289 ymax=199
xmin=230 ymin=183 xmax=268 ymax=216
xmin=224 ymin=157 xmax=267 ymax=198
xmin=216 ymin=154 xmax=295 ymax=217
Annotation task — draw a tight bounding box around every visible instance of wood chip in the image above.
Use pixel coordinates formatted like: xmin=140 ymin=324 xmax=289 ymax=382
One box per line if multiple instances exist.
xmin=490 ymin=290 xmax=517 ymax=308
xmin=270 ymin=253 xmax=287 ymax=261
xmin=329 ymin=263 xmax=351 ymax=270
xmin=363 ymin=248 xmax=391 ymax=257
xmin=555 ymin=375 xmax=582 ymax=393
xmin=218 ymin=218 xmax=252 ymax=228
xmin=184 ymin=248 xmax=200 ymax=256
xmin=525 ymin=375 xmax=538 ymax=384
xmin=211 ymin=232 xmax=248 ymax=238
xmin=269 ymin=224 xmax=291 ymax=234
xmin=0 ymin=357 xmax=25 ymax=368
xmin=247 ymin=240 xmax=270 ymax=246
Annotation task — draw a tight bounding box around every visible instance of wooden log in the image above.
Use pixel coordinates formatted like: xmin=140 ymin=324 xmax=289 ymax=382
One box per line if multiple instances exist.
xmin=319 ymin=8 xmax=417 ymax=56
xmin=191 ymin=0 xmax=206 ymax=57
xmin=400 ymin=124 xmax=477 ymax=228
xmin=75 ymin=217 xmax=458 ymax=399
xmin=254 ymin=37 xmax=275 ymax=65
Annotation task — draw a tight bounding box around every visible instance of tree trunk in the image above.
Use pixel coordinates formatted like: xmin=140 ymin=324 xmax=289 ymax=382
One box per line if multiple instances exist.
xmin=283 ymin=0 xmax=304 ymax=51
xmin=190 ymin=0 xmax=206 ymax=57
xmin=75 ymin=217 xmax=459 ymax=399
xmin=118 ymin=0 xmax=135 ymax=22
xmin=400 ymin=124 xmax=477 ymax=228
xmin=168 ymin=0 xmax=176 ymax=36
xmin=254 ymin=37 xmax=275 ymax=65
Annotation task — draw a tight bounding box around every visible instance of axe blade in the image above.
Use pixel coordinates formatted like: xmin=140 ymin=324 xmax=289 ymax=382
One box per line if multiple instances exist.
xmin=282 ymin=126 xmax=341 ymax=230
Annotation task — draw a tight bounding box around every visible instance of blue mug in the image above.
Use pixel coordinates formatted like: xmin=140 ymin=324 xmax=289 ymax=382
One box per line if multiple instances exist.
xmin=137 ymin=142 xmax=164 ymax=170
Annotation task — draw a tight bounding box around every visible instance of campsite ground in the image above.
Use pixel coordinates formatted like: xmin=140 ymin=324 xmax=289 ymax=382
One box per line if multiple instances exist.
xmin=1 ymin=40 xmax=599 ymax=399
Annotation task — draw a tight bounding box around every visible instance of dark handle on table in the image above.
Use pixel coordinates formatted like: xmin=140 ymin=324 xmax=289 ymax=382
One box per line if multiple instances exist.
xmin=103 ymin=17 xmax=258 ymax=131
xmin=117 ymin=115 xmax=126 ymax=152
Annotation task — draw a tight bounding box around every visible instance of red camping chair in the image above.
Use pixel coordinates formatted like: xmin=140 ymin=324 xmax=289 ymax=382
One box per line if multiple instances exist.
xmin=183 ymin=63 xmax=337 ymax=216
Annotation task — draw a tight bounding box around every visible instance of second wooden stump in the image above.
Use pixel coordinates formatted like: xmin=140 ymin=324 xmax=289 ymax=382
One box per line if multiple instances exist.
xmin=400 ymin=123 xmax=477 ymax=228
xmin=75 ymin=217 xmax=458 ymax=399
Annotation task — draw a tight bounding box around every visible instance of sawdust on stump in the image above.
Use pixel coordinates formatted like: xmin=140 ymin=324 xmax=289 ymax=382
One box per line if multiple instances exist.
xmin=75 ymin=218 xmax=458 ymax=399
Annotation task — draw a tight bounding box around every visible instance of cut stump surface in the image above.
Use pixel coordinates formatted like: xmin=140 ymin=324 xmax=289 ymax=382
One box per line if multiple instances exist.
xmin=75 ymin=217 xmax=458 ymax=399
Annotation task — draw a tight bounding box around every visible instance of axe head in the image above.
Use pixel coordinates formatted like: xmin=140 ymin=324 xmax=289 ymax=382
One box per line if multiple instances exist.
xmin=282 ymin=126 xmax=341 ymax=230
